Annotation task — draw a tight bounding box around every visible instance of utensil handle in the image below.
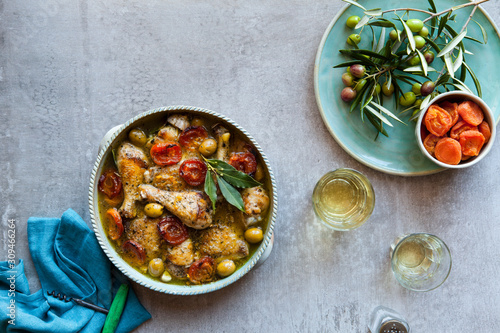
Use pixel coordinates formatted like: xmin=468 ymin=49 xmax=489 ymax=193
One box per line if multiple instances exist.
xmin=102 ymin=284 xmax=129 ymax=333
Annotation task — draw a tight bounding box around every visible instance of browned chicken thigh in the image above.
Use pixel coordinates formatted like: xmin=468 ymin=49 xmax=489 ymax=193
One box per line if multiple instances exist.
xmin=125 ymin=214 xmax=162 ymax=261
xmin=138 ymin=184 xmax=213 ymax=229
xmin=197 ymin=225 xmax=249 ymax=260
xmin=117 ymin=142 xmax=150 ymax=218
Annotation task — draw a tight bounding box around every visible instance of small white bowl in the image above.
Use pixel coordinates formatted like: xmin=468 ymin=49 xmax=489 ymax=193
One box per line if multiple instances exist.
xmin=415 ymin=91 xmax=496 ymax=169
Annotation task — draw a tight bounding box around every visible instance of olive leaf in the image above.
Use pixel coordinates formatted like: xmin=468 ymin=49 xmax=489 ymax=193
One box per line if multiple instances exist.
xmin=355 ymin=15 xmax=370 ymax=29
xmin=365 ymin=104 xmax=393 ymax=127
xmin=368 ymin=19 xmax=396 ymax=29
xmin=216 ymin=175 xmax=246 ymax=212
xmin=437 ymin=29 xmax=467 ymax=57
xmin=463 ymin=62 xmax=482 ymax=97
xmin=416 ymin=49 xmax=428 ymax=76
xmin=472 ymin=19 xmax=488 ymax=44
xmin=364 ymin=8 xmax=382 ymax=17
xmin=370 ymin=101 xmax=406 ymax=125
xmin=205 ymin=159 xmax=262 ymax=188
xmin=204 ymin=171 xmax=217 ymax=211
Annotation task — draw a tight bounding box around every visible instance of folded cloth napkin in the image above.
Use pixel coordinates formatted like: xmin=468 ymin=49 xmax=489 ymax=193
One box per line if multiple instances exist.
xmin=0 ymin=209 xmax=151 ymax=332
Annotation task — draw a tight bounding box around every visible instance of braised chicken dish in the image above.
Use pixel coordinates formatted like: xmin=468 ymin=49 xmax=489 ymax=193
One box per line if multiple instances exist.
xmin=97 ymin=113 xmax=270 ymax=285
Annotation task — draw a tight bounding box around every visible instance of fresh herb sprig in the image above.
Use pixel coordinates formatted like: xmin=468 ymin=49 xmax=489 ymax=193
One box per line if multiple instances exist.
xmin=203 ymin=158 xmax=262 ymax=212
xmin=338 ymin=0 xmax=489 ymax=138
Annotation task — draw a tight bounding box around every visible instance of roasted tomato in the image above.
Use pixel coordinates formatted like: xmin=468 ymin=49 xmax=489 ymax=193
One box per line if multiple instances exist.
xmin=157 ymin=216 xmax=189 ymax=246
xmin=179 ymin=159 xmax=207 ymax=186
xmin=106 ymin=208 xmax=124 ymax=240
xmin=122 ymin=240 xmax=146 ymax=265
xmin=188 ymin=257 xmax=215 ymax=284
xmin=179 ymin=126 xmax=208 ymax=150
xmin=229 ymin=152 xmax=257 ymax=176
xmin=150 ymin=142 xmax=182 ymax=166
xmin=98 ymin=169 xmax=122 ymax=198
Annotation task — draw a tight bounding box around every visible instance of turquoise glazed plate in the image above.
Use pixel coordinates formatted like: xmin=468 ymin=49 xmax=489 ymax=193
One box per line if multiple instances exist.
xmin=314 ymin=0 xmax=500 ymax=176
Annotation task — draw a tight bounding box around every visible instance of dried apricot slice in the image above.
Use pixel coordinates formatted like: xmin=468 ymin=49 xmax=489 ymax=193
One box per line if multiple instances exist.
xmin=449 ymin=121 xmax=478 ymax=140
xmin=457 ymin=101 xmax=484 ymax=126
xmin=439 ymin=101 xmax=459 ymax=127
xmin=478 ymin=121 xmax=491 ymax=143
xmin=423 ymin=134 xmax=441 ymax=156
xmin=459 ymin=130 xmax=485 ymax=156
xmin=424 ymin=105 xmax=453 ymax=136
xmin=435 ymin=137 xmax=462 ymax=165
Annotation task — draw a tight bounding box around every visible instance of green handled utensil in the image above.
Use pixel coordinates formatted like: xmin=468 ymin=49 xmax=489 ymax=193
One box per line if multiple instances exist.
xmin=102 ymin=284 xmax=129 ymax=333
xmin=47 ymin=283 xmax=129 ymax=333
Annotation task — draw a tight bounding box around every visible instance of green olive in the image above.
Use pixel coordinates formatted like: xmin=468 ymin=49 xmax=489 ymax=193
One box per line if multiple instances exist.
xmin=399 ymin=92 xmax=417 ymax=107
xmin=148 ymin=258 xmax=164 ymax=277
xmin=419 ymin=26 xmax=429 ymax=38
xmin=342 ymin=72 xmax=355 ymax=87
xmin=375 ymin=83 xmax=381 ymax=95
xmin=412 ymin=83 xmax=422 ymax=95
xmin=244 ymin=228 xmax=263 ymax=244
xmin=144 ymin=203 xmax=164 ymax=218
xmin=191 ymin=118 xmax=204 ymax=127
xmin=199 ymin=138 xmax=217 ymax=156
xmin=128 ymin=128 xmax=148 ymax=147
xmin=414 ymin=99 xmax=423 ymax=108
xmin=407 ymin=55 xmax=421 ymax=66
xmin=406 ymin=19 xmax=423 ymax=33
xmin=347 ymin=34 xmax=361 ymax=46
xmin=355 ymin=79 xmax=367 ymax=92
xmin=217 ymin=260 xmax=236 ymax=277
xmin=382 ymin=82 xmax=394 ymax=96
xmin=389 ymin=29 xmax=401 ymax=41
xmin=254 ymin=164 xmax=265 ymax=181
xmin=414 ymin=35 xmax=426 ymax=49
xmin=346 ymin=15 xmax=361 ymax=29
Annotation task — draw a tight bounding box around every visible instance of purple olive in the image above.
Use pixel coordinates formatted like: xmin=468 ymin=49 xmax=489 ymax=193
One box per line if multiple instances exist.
xmin=341 ymin=87 xmax=357 ymax=102
xmin=342 ymin=72 xmax=355 ymax=87
xmin=350 ymin=64 xmax=366 ymax=78
xmin=424 ymin=51 xmax=435 ymax=65
xmin=420 ymin=81 xmax=435 ymax=96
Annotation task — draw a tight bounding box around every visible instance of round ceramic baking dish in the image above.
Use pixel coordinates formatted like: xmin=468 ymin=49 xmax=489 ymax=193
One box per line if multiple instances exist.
xmin=89 ymin=105 xmax=277 ymax=295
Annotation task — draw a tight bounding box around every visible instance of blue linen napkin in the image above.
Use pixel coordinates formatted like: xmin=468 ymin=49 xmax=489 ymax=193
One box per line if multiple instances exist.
xmin=0 ymin=209 xmax=151 ymax=332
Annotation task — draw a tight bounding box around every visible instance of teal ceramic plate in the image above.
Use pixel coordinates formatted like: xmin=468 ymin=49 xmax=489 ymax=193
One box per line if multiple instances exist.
xmin=314 ymin=0 xmax=500 ymax=176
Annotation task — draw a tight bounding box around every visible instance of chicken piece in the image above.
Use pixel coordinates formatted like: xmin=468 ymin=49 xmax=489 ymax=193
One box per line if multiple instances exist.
xmin=167 ymin=114 xmax=190 ymax=131
xmin=197 ymin=225 xmax=249 ymax=260
xmin=144 ymin=165 xmax=187 ymax=192
xmin=166 ymin=238 xmax=195 ymax=266
xmin=116 ymin=142 xmax=149 ymax=218
xmin=242 ymin=186 xmax=270 ymax=227
xmin=138 ymin=184 xmax=212 ymax=229
xmin=212 ymin=124 xmax=230 ymax=162
xmin=164 ymin=261 xmax=188 ymax=280
xmin=125 ymin=215 xmax=162 ymax=261
xmin=157 ymin=125 xmax=180 ymax=142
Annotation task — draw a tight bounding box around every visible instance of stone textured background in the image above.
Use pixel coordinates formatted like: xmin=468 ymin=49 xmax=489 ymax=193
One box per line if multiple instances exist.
xmin=1 ymin=0 xmax=500 ymax=332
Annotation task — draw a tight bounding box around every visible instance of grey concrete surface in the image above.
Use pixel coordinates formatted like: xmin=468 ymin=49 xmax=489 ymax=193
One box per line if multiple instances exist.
xmin=1 ymin=0 xmax=500 ymax=332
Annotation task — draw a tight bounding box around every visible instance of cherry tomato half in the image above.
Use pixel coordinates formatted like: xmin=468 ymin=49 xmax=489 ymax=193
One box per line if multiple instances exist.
xmin=150 ymin=142 xmax=182 ymax=166
xmin=157 ymin=216 xmax=189 ymax=246
xmin=106 ymin=208 xmax=124 ymax=240
xmin=179 ymin=126 xmax=208 ymax=150
xmin=179 ymin=159 xmax=207 ymax=186
xmin=122 ymin=240 xmax=146 ymax=265
xmin=229 ymin=152 xmax=257 ymax=176
xmin=98 ymin=169 xmax=122 ymax=198
xmin=188 ymin=257 xmax=215 ymax=284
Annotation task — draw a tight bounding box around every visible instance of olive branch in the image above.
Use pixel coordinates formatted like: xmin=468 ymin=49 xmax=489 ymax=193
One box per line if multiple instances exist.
xmin=337 ymin=0 xmax=489 ymax=137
